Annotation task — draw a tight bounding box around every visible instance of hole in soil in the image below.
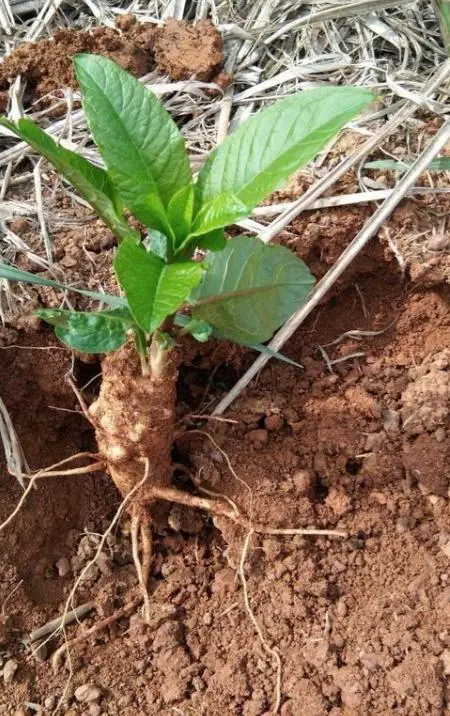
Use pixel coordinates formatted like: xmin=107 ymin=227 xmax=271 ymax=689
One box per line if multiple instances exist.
xmin=313 ymin=476 xmax=329 ymax=502
xmin=177 ymin=362 xmax=240 ymax=410
xmin=345 ymin=458 xmax=362 ymax=476
xmin=73 ymin=357 xmax=102 ymax=396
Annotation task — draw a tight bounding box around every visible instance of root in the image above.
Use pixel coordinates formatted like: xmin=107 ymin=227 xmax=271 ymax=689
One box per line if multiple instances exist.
xmin=1 ymin=454 xmax=104 ymax=534
xmin=51 ymin=595 xmax=141 ymax=673
xmin=151 ymin=484 xmax=238 ymax=519
xmin=49 ymin=461 xmax=150 ymax=677
xmin=239 ymin=530 xmax=282 ymax=715
xmin=67 ymin=376 xmax=95 ymax=426
xmin=131 ymin=510 xmax=152 ymax=623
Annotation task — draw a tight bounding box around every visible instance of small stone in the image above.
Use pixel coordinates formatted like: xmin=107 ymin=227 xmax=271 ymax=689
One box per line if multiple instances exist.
xmin=192 ymin=676 xmax=205 ymax=692
xmin=434 ymin=427 xmax=446 ymax=442
xmin=364 ymin=431 xmax=385 ymax=451
xmin=3 ymin=658 xmax=18 ymax=684
xmin=388 ymin=664 xmax=414 ymax=697
xmin=383 ymin=409 xmax=400 ymax=435
xmin=427 ymin=232 xmax=449 ymax=251
xmin=264 ymin=414 xmax=284 ymax=432
xmin=247 ymin=429 xmax=269 ymax=445
xmin=33 ymin=639 xmax=48 ymax=662
xmin=44 ymin=696 xmax=57 ymax=710
xmin=292 ymin=469 xmax=314 ymax=495
xmin=74 ymin=684 xmax=101 ymax=703
xmin=440 ymin=649 xmax=450 ymax=676
xmin=335 ymin=600 xmax=347 ymax=618
xmin=396 ymin=517 xmax=409 ymax=534
xmin=284 ymin=408 xmax=299 ymax=423
xmin=202 ymin=612 xmax=213 ymax=626
xmin=88 ymin=705 xmax=102 ymax=716
xmin=359 ymin=652 xmax=381 ymax=670
xmin=439 ymin=536 xmax=450 ymax=559
xmin=369 ymin=490 xmax=387 ymax=505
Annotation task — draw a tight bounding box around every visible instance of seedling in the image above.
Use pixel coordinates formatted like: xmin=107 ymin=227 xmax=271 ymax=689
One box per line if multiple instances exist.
xmin=0 ymin=54 xmax=372 ymax=566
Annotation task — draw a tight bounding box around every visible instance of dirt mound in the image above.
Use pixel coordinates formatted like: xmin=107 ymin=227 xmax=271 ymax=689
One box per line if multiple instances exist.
xmin=0 ymin=18 xmax=223 ymax=111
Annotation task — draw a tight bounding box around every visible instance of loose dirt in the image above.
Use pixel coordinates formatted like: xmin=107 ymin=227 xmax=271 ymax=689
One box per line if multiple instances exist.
xmin=0 ymin=18 xmax=223 ymax=112
xmin=0 ymin=19 xmax=449 ymax=716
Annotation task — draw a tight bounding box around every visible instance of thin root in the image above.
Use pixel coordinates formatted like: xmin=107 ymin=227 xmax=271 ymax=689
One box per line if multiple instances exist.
xmin=239 ymin=530 xmax=282 ymax=715
xmin=131 ymin=511 xmax=152 ymax=623
xmin=67 ymin=376 xmax=94 ymax=425
xmin=51 ymin=595 xmax=142 ymax=671
xmin=50 ymin=461 xmax=151 ymax=675
xmin=1 ymin=454 xmax=104 ymax=534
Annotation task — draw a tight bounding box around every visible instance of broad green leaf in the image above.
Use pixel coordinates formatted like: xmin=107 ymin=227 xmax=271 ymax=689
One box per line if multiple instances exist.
xmin=0 ymin=263 xmax=125 ymax=307
xmin=167 ymin=184 xmax=194 ymax=246
xmin=189 ymin=193 xmax=249 ymax=238
xmin=114 ymin=239 xmax=203 ymax=333
xmin=74 ymin=54 xmax=192 ymax=237
xmin=36 ymin=307 xmax=132 ymax=352
xmin=196 ymin=87 xmax=373 ymax=218
xmin=0 ymin=118 xmax=139 ymax=244
xmin=365 ymin=157 xmax=450 ymax=172
xmin=191 ymin=235 xmax=315 ymax=343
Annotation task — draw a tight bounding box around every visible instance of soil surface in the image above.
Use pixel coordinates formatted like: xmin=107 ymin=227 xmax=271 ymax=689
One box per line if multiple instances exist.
xmin=0 ymin=18 xmax=450 ymax=716
xmin=0 ymin=17 xmax=223 ymax=112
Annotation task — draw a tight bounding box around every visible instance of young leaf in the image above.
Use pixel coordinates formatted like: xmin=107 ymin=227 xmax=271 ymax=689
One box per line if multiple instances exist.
xmin=195 ymin=87 xmax=373 ymax=223
xmin=180 ymin=228 xmax=227 ymax=258
xmin=191 ymin=235 xmax=315 ymax=343
xmin=188 ymin=192 xmax=248 ymax=238
xmin=74 ymin=54 xmax=192 ymax=237
xmin=114 ymin=239 xmax=203 ymax=334
xmin=0 ymin=263 xmax=125 ymax=307
xmin=0 ymin=118 xmax=139 ymax=244
xmin=167 ymin=184 xmax=194 ymax=246
xmin=174 ymin=313 xmax=214 ymax=342
xmin=365 ymin=157 xmax=450 ymax=172
xmin=196 ymin=229 xmax=227 ymax=253
xmin=36 ymin=307 xmax=132 ymax=352
xmin=145 ymin=230 xmax=169 ymax=260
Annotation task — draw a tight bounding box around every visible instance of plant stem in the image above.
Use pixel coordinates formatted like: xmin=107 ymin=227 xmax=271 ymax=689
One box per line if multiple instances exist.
xmin=149 ymin=331 xmax=170 ymax=379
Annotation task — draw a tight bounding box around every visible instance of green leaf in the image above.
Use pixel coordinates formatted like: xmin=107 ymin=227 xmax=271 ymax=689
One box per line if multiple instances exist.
xmin=145 ymin=230 xmax=169 ymax=260
xmin=180 ymin=228 xmax=227 ymax=258
xmin=114 ymin=239 xmax=203 ymax=333
xmin=189 ymin=193 xmax=249 ymax=238
xmin=191 ymin=235 xmax=315 ymax=343
xmin=36 ymin=307 xmax=132 ymax=352
xmin=174 ymin=313 xmax=213 ymax=342
xmin=74 ymin=54 xmax=192 ymax=237
xmin=0 ymin=118 xmax=139 ymax=244
xmin=241 ymin=342 xmax=302 ymax=368
xmin=365 ymin=157 xmax=450 ymax=172
xmin=196 ymin=229 xmax=227 ymax=253
xmin=196 ymin=87 xmax=373 ymax=218
xmin=0 ymin=263 xmax=125 ymax=307
xmin=167 ymin=184 xmax=194 ymax=246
